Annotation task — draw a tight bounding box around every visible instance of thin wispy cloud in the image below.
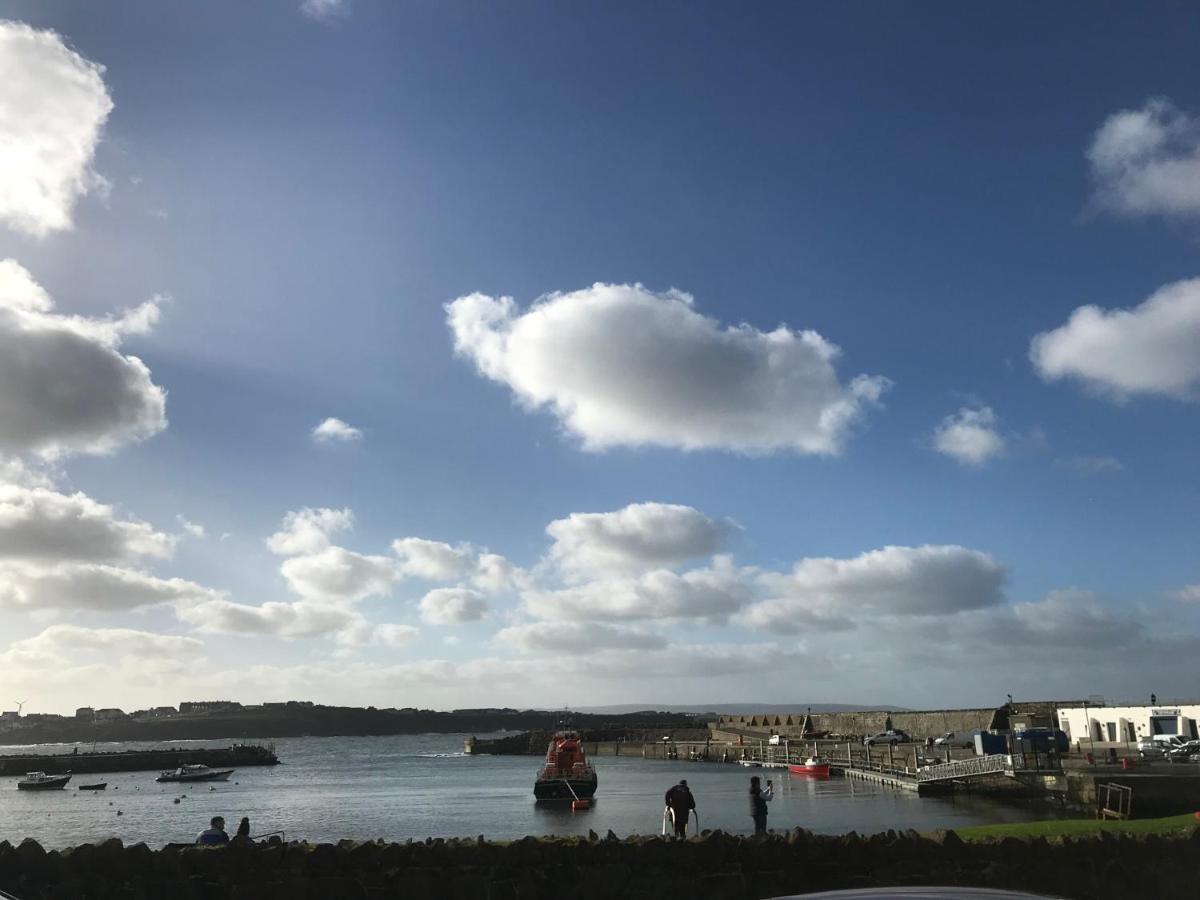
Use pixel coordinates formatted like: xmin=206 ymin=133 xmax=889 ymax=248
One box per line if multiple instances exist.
xmin=300 ymin=0 xmax=350 ymax=23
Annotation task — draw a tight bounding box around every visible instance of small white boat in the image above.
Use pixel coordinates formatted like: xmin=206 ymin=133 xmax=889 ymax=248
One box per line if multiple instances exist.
xmin=17 ymin=771 xmax=71 ymax=791
xmin=156 ymin=764 xmax=235 ymax=783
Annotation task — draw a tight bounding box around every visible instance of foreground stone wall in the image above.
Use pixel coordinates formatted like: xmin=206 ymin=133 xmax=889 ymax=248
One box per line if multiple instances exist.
xmin=1 ymin=827 xmax=1196 ymax=899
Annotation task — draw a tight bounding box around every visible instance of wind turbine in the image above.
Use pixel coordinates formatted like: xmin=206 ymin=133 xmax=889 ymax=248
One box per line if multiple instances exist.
xmin=14 ymin=700 xmax=27 ymax=716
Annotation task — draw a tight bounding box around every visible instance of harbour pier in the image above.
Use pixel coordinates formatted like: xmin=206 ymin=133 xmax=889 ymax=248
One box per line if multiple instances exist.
xmin=0 ymin=743 xmax=279 ymax=776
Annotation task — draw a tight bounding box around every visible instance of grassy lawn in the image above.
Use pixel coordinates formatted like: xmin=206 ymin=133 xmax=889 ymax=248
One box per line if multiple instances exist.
xmin=951 ymin=813 xmax=1199 ymax=841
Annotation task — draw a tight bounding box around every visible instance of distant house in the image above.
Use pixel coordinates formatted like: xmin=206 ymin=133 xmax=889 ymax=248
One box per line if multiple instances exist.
xmin=179 ymin=701 xmax=242 ymax=714
xmin=95 ymin=708 xmax=126 ymax=721
xmin=76 ymin=707 xmax=96 ymax=720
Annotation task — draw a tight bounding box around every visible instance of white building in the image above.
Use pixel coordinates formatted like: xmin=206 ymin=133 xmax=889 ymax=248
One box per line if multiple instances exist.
xmin=1057 ymin=703 xmax=1200 ymax=745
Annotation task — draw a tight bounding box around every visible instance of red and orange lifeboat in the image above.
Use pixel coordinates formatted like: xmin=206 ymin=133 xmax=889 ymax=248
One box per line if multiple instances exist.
xmin=533 ymin=730 xmax=598 ymax=801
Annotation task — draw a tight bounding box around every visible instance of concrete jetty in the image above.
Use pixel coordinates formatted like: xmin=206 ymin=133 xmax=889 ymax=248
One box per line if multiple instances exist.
xmin=0 ymin=743 xmax=278 ymax=776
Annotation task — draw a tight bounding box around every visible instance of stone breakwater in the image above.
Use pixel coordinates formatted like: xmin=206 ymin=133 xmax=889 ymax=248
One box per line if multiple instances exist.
xmin=1 ymin=828 xmax=1196 ymax=900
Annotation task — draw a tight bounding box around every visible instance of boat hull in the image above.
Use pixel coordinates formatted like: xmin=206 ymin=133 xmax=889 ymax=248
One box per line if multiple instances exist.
xmin=18 ymin=777 xmax=71 ymax=791
xmin=788 ymin=764 xmax=831 ymax=777
xmin=78 ymin=783 xmax=107 ymax=791
xmin=533 ymin=776 xmax=598 ymax=800
xmin=156 ymin=769 xmax=234 ymax=783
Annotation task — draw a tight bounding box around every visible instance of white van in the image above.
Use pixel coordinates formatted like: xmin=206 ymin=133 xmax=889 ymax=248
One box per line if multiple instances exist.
xmin=767 ymin=734 xmax=782 ymax=745
xmin=933 ymin=732 xmax=973 ymax=749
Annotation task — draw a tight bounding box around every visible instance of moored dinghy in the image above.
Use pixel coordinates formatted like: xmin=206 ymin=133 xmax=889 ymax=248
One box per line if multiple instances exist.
xmin=78 ymin=782 xmax=108 ymax=790
xmin=788 ymin=756 xmax=831 ymax=777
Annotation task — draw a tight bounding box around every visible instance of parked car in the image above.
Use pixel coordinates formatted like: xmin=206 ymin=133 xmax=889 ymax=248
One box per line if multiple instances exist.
xmin=933 ymin=731 xmax=974 ymax=749
xmin=864 ymin=730 xmax=910 ymax=747
xmin=1166 ymin=740 xmax=1200 ymax=762
xmin=1151 ymin=734 xmax=1192 ymax=747
xmin=1137 ymin=738 xmax=1166 ymax=759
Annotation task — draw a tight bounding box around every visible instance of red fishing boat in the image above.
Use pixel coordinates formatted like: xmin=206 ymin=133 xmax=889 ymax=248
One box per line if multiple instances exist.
xmin=533 ymin=730 xmax=598 ymax=800
xmin=788 ymin=757 xmax=831 ymax=777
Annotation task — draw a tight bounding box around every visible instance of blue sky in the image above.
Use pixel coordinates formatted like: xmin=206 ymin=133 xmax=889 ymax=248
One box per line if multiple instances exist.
xmin=1 ymin=1 xmax=1199 ymax=714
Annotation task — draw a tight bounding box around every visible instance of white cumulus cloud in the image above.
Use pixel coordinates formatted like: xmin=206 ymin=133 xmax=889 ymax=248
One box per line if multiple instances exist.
xmin=446 ymin=283 xmax=890 ymax=454
xmin=932 ymin=406 xmax=1005 ymax=466
xmin=520 ymin=555 xmax=756 ymax=623
xmin=544 ymin=502 xmax=731 ymax=578
xmin=0 ymin=563 xmax=222 ymax=612
xmin=1031 ymin=278 xmax=1200 ymax=400
xmin=0 ymin=260 xmax=166 ymax=459
xmin=266 ymin=507 xmax=353 ymax=556
xmin=0 ymin=483 xmax=174 ymax=562
xmin=311 ymin=417 xmax=363 ymax=443
xmin=740 ymin=545 xmax=1006 ymax=633
xmin=279 ymin=545 xmax=398 ymax=603
xmin=419 ymin=587 xmax=488 ymax=624
xmin=0 ymin=21 xmax=113 ymax=236
xmin=1088 ymin=98 xmax=1200 ymax=219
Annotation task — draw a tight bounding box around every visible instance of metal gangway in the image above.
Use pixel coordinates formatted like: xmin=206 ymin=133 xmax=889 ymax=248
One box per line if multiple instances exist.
xmin=916 ymin=750 xmax=1061 ymax=784
xmin=916 ymin=754 xmax=1009 ymax=783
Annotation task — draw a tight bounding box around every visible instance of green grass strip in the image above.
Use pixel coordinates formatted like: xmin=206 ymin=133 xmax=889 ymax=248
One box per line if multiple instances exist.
xmin=951 ymin=813 xmax=1200 ymax=841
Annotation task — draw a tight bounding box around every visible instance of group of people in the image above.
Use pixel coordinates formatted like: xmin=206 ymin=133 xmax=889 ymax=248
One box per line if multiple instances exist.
xmin=664 ymin=775 xmax=774 ymax=838
xmin=196 ymin=815 xmax=252 ymax=845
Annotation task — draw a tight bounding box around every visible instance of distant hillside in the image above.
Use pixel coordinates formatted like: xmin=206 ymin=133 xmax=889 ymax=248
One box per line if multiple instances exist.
xmin=577 ymin=703 xmax=910 ymax=715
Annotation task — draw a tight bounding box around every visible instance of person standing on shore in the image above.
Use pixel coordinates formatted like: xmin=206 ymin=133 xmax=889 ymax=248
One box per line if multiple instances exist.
xmin=664 ymin=779 xmax=696 ymax=838
xmin=196 ymin=816 xmax=229 ymax=845
xmin=749 ymin=776 xmax=770 ymax=834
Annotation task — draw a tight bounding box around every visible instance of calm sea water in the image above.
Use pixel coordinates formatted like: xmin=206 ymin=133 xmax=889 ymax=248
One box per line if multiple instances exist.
xmin=0 ymin=734 xmax=1056 ymax=848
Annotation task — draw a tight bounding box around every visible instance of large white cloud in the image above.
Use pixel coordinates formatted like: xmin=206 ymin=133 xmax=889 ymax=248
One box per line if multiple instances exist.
xmin=1031 ymin=278 xmax=1200 ymax=400
xmin=0 ymin=483 xmax=174 ymax=562
xmin=1088 ymin=98 xmax=1200 ymax=219
xmin=418 ymin=587 xmax=488 ymax=625
xmin=740 ymin=545 xmax=1005 ymax=633
xmin=0 ymin=260 xmax=166 ymax=458
xmin=521 ymin=555 xmax=756 ymax=622
xmin=1 ymin=624 xmax=203 ymax=668
xmin=392 ymin=537 xmax=519 ymax=593
xmin=932 ymin=406 xmax=1005 ymax=466
xmin=0 ymin=562 xmax=221 ymax=612
xmin=495 ymin=621 xmax=667 ymax=654
xmin=266 ymin=507 xmax=353 ymax=556
xmin=178 ymin=598 xmax=361 ymax=640
xmin=545 ymin=502 xmax=730 ymax=578
xmin=0 ymin=21 xmax=113 ymax=236
xmin=446 ymin=283 xmax=890 ymax=454
xmin=279 ymin=545 xmax=398 ymax=603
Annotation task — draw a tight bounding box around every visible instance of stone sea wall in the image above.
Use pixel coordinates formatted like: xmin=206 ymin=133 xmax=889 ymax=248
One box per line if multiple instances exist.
xmin=1 ymin=827 xmax=1196 ymax=899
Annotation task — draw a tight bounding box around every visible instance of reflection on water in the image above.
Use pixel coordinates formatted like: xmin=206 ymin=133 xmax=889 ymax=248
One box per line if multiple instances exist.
xmin=0 ymin=734 xmax=1060 ymax=848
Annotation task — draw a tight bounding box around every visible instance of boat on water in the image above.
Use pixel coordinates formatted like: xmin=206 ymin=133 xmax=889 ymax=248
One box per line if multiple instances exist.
xmin=78 ymin=782 xmax=107 ymax=791
xmin=17 ymin=771 xmax=71 ymax=791
xmin=788 ymin=757 xmax=831 ymax=777
xmin=156 ymin=764 xmax=235 ymax=783
xmin=533 ymin=730 xmax=597 ymax=800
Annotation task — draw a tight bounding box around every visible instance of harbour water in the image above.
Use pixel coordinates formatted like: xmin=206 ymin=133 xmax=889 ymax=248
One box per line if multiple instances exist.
xmin=1 ymin=734 xmax=1057 ymax=848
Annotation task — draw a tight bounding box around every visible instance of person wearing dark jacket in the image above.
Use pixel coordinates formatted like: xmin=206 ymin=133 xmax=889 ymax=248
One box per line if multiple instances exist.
xmin=664 ymin=779 xmax=696 ymax=838
xmin=749 ymin=775 xmax=770 ymax=833
xmin=235 ymin=817 xmax=251 ymax=839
